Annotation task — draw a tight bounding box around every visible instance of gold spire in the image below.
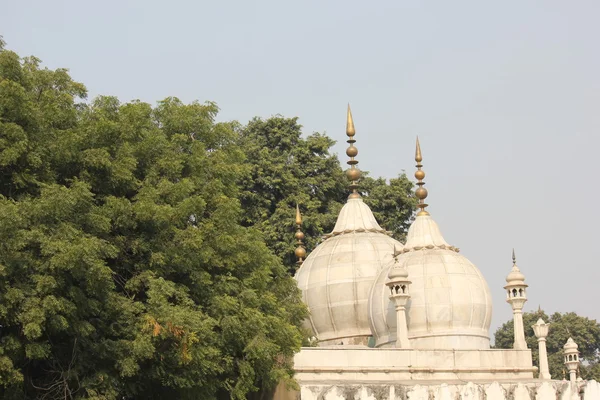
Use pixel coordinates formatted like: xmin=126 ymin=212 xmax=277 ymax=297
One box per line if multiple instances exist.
xmin=414 ymin=137 xmax=429 ymax=216
xmin=345 ymin=104 xmax=361 ymax=199
xmin=295 ymin=203 xmax=302 ymax=225
xmin=294 ymin=204 xmax=307 ymax=265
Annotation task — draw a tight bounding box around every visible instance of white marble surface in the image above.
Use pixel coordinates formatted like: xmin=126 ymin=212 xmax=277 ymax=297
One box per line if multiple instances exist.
xmin=295 ymin=198 xmax=402 ymax=344
xmin=368 ymin=214 xmax=493 ymax=349
xmin=294 ymin=346 xmax=535 ymax=384
xmin=290 ymin=381 xmax=599 ymax=400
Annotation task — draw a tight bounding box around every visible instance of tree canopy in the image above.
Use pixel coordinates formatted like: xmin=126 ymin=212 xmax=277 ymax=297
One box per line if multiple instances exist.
xmin=0 ymin=47 xmax=309 ymax=399
xmin=0 ymin=45 xmax=416 ymax=398
xmin=494 ymin=310 xmax=600 ymax=381
xmin=238 ymin=116 xmax=416 ymax=273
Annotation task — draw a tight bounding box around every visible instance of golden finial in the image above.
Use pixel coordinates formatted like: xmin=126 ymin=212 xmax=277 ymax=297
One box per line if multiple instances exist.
xmin=345 ymin=104 xmax=361 ymax=199
xmin=414 ymin=137 xmax=429 ymax=216
xmin=294 ymin=204 xmax=307 ymax=265
xmin=295 ymin=203 xmax=302 ymax=225
xmin=512 ymin=248 xmax=516 ymax=265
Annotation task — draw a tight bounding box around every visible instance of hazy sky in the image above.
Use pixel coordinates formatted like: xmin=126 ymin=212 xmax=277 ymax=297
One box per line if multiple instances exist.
xmin=2 ymin=0 xmax=599 ymax=334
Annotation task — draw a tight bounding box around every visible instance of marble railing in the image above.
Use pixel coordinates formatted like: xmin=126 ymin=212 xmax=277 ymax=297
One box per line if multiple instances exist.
xmin=297 ymin=380 xmax=600 ymax=400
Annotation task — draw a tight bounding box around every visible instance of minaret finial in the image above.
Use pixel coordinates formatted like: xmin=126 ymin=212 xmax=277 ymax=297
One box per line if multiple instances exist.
xmin=414 ymin=137 xmax=429 ymax=216
xmin=345 ymin=104 xmax=361 ymax=199
xmin=512 ymin=248 xmax=516 ymax=265
xmin=295 ymin=203 xmax=302 ymax=225
xmin=294 ymin=204 xmax=307 ymax=265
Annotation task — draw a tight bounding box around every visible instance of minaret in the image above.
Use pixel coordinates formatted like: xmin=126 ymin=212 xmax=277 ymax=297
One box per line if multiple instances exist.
xmin=563 ymin=337 xmax=580 ymax=382
xmin=385 ymin=246 xmax=411 ymax=349
xmin=345 ymin=105 xmax=362 ymax=199
xmin=532 ymin=318 xmax=551 ymax=379
xmin=294 ymin=204 xmax=307 ymax=265
xmin=414 ymin=137 xmax=429 ymax=216
xmin=504 ymin=249 xmax=528 ymax=349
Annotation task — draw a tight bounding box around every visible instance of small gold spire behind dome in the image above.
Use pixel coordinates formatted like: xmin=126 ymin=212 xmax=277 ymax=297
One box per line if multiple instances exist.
xmin=345 ymin=104 xmax=362 ymax=199
xmin=294 ymin=204 xmax=307 ymax=265
xmin=414 ymin=137 xmax=429 ymax=216
xmin=295 ymin=204 xmax=302 ymax=225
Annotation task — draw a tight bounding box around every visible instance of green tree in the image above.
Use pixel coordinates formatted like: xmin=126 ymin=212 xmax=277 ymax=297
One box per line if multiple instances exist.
xmin=0 ymin=47 xmax=306 ymax=399
xmin=360 ymin=176 xmax=416 ymax=242
xmin=238 ymin=116 xmax=417 ymax=273
xmin=494 ymin=310 xmax=600 ymax=380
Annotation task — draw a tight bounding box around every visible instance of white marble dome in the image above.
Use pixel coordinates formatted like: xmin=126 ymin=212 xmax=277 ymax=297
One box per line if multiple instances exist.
xmin=368 ymin=214 xmax=493 ymax=349
xmin=295 ymin=197 xmax=403 ymax=345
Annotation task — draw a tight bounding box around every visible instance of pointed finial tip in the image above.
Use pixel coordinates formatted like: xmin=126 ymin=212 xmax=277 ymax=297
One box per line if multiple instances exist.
xmin=512 ymin=248 xmax=516 ymax=264
xmin=346 ymin=104 xmax=355 ymax=137
xmin=295 ymin=204 xmax=302 ymax=225
xmin=415 ymin=136 xmax=422 ymax=163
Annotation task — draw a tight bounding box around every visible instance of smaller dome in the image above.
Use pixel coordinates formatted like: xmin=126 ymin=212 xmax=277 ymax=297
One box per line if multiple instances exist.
xmin=564 ymin=337 xmax=579 ymax=351
xmin=388 ymin=265 xmax=409 ymax=280
xmin=505 ymin=264 xmax=526 ymax=286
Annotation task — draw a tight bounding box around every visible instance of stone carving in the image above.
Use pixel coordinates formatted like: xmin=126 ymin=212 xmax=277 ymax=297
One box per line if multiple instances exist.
xmin=561 ymin=382 xmax=581 ymax=400
xmin=584 ymin=380 xmax=600 ymax=400
xmin=292 ymin=382 xmax=600 ymax=400
xmin=459 ymin=382 xmax=483 ymax=400
xmin=513 ymin=384 xmax=531 ymax=400
xmin=486 ymin=382 xmax=505 ymax=400
xmin=433 ymin=384 xmax=452 ymax=400
xmin=536 ymin=382 xmax=557 ymax=400
xmin=407 ymin=385 xmax=428 ymax=400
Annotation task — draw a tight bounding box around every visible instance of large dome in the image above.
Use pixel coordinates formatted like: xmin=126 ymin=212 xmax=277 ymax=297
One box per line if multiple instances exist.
xmin=295 ymin=198 xmax=403 ymax=345
xmin=368 ymin=214 xmax=493 ymax=349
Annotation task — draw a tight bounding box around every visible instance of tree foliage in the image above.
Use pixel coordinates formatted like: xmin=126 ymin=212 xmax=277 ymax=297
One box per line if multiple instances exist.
xmin=494 ymin=310 xmax=600 ymax=381
xmin=0 ymin=47 xmax=307 ymax=399
xmin=0 ymin=43 xmax=417 ymax=399
xmin=238 ymin=116 xmax=417 ymax=273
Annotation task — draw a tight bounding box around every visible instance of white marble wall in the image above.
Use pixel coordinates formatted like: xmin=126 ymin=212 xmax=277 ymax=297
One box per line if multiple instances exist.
xmin=298 ymin=380 xmax=600 ymax=400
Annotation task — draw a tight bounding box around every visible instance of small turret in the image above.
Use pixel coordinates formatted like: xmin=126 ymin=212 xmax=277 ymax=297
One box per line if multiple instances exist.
xmin=563 ymin=337 xmax=580 ymax=382
xmin=532 ymin=318 xmax=551 ymax=379
xmin=385 ymin=246 xmax=411 ymax=349
xmin=504 ymin=249 xmax=528 ymax=349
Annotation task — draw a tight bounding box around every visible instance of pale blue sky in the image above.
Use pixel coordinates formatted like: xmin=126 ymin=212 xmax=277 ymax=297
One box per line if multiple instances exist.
xmin=2 ymin=0 xmax=599 ymax=334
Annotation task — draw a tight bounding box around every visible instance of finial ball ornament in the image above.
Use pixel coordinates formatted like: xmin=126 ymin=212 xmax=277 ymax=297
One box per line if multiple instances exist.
xmin=415 ymin=187 xmax=428 ymax=200
xmin=295 ymin=247 xmax=307 ymax=259
xmin=346 ymin=146 xmax=358 ymax=157
xmin=346 ymin=167 xmax=362 ymax=181
xmin=295 ymin=231 xmax=305 ymax=241
xmin=414 ymin=170 xmax=425 ymax=180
